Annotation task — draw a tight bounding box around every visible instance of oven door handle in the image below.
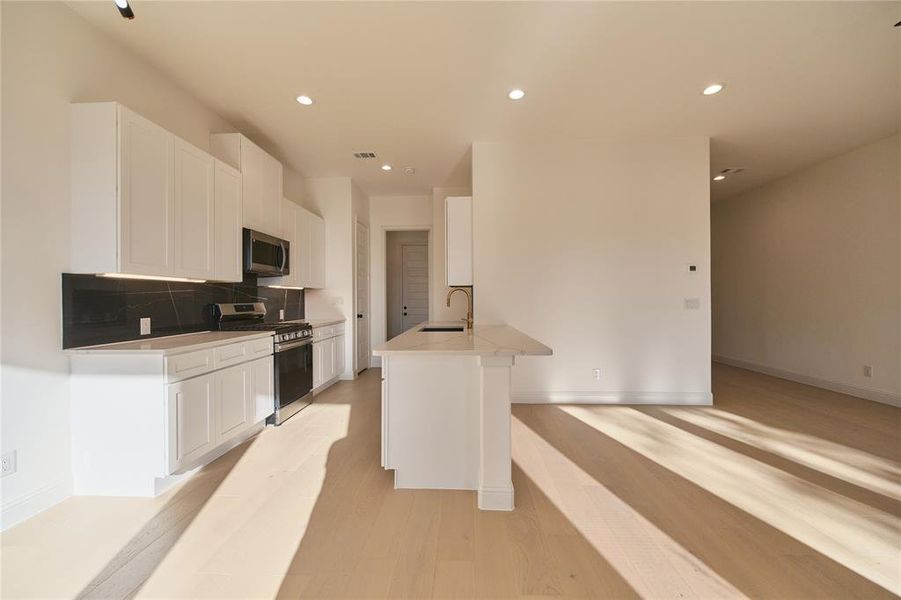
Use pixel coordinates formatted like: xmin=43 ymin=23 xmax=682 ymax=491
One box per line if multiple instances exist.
xmin=275 ymin=338 xmax=313 ymax=352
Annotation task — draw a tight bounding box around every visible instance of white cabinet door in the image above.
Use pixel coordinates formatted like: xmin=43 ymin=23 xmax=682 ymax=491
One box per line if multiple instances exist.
xmin=294 ymin=207 xmax=312 ymax=288
xmin=312 ymin=342 xmax=323 ymax=389
xmin=168 ymin=373 xmax=214 ymax=472
xmin=213 ymin=160 xmax=243 ymax=282
xmin=309 ymin=213 xmax=326 ymax=289
xmin=216 ymin=363 xmax=251 ymax=440
xmin=335 ymin=334 xmax=345 ymax=378
xmin=172 ymin=139 xmax=215 ymax=279
xmin=261 ymin=154 xmax=283 ymax=237
xmin=250 ymin=355 xmax=274 ymax=423
xmin=445 ymin=196 xmax=473 ymax=286
xmin=323 ymin=337 xmax=336 ymax=382
xmin=118 ymin=106 xmax=173 ymax=275
xmin=240 ymin=136 xmax=264 ymax=232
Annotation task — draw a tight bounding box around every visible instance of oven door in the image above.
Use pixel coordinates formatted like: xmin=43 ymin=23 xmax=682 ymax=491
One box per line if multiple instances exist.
xmin=270 ymin=338 xmax=313 ymax=425
xmin=244 ymin=228 xmax=290 ymax=276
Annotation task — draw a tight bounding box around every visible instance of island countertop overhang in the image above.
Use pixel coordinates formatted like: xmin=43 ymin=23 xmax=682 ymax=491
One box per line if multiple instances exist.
xmin=372 ymin=322 xmax=552 ymax=357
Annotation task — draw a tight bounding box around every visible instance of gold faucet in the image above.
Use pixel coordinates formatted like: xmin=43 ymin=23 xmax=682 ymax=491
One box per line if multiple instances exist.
xmin=446 ymin=287 xmax=474 ymax=330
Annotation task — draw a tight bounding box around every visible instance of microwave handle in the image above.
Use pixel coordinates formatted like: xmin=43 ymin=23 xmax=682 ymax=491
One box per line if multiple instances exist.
xmin=280 ymin=241 xmax=288 ymax=272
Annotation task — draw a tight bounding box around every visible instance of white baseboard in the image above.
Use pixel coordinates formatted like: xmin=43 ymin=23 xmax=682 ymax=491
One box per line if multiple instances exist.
xmin=713 ymin=355 xmax=901 ymax=408
xmin=513 ymin=390 xmax=713 ymax=405
xmin=1 ymin=479 xmax=71 ymax=532
xmin=478 ymin=485 xmax=515 ymax=511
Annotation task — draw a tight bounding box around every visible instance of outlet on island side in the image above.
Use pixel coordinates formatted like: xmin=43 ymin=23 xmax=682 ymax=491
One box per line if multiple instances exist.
xmin=1 ymin=450 xmax=17 ymax=478
xmin=140 ymin=317 xmax=151 ymax=336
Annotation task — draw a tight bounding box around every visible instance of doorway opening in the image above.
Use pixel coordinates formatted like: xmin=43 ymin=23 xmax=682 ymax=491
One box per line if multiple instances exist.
xmin=386 ymin=230 xmax=430 ymax=339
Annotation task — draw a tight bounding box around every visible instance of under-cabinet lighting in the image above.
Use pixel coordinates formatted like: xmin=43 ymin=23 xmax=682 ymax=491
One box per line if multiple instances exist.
xmin=97 ymin=273 xmax=207 ymax=283
xmin=266 ymin=285 xmax=305 ymax=290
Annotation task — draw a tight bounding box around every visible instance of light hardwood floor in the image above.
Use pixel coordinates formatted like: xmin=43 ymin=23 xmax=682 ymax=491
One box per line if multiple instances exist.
xmin=1 ymin=364 xmax=899 ymax=598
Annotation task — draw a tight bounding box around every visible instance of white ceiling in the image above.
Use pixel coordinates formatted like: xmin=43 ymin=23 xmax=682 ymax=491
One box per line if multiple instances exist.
xmin=68 ymin=1 xmax=900 ymax=200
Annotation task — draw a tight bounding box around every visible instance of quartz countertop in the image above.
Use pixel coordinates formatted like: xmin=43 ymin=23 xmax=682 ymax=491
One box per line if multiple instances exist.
xmin=306 ymin=317 xmax=347 ymax=328
xmin=372 ymin=322 xmax=552 ymax=357
xmin=66 ymin=330 xmax=274 ymax=355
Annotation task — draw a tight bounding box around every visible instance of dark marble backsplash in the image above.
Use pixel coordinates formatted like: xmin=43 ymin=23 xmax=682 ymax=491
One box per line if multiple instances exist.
xmin=62 ymin=273 xmax=304 ymax=349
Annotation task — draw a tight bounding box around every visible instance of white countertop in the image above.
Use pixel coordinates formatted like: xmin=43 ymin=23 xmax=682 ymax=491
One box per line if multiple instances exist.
xmin=66 ymin=330 xmax=273 ymax=355
xmin=306 ymin=317 xmax=347 ymax=328
xmin=372 ymin=322 xmax=552 ymax=357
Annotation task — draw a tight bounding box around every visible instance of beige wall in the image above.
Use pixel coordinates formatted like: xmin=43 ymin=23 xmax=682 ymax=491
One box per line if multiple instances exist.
xmin=472 ymin=137 xmax=711 ymax=403
xmin=712 ymin=135 xmax=901 ymax=405
xmin=386 ymin=231 xmax=430 ymax=340
xmin=368 ymin=196 xmax=433 ymax=366
xmin=0 ymin=1 xmax=306 ymax=528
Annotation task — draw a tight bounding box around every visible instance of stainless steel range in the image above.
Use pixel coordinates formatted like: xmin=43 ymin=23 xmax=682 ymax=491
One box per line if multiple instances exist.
xmin=213 ymin=303 xmax=313 ymax=425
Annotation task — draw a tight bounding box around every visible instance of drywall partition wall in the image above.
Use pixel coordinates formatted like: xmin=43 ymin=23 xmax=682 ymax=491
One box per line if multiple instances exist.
xmin=303 ymin=177 xmax=371 ymax=378
xmin=0 ymin=2 xmax=307 ymax=529
xmin=368 ymin=195 xmax=433 ymax=366
xmin=472 ymin=138 xmax=711 ymax=403
xmin=712 ymin=135 xmax=901 ymax=405
xmin=432 ymin=187 xmax=472 ymax=322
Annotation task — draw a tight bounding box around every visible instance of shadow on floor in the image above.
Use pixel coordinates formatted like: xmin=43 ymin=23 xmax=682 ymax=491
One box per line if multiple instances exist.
xmin=76 ymin=438 xmax=255 ymax=599
xmin=513 ymin=402 xmax=898 ymax=599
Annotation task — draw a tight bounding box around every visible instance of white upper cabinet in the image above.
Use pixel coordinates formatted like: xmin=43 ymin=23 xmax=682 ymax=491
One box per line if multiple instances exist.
xmin=213 ymin=160 xmax=243 ymax=282
xmin=172 ymin=139 xmax=215 ymax=279
xmin=210 ymin=133 xmax=282 ymax=238
xmin=445 ymin=196 xmax=473 ymax=286
xmin=260 ymin=200 xmax=326 ymax=290
xmin=71 ymin=102 xmax=244 ymax=282
xmin=308 ymin=213 xmax=326 ymax=289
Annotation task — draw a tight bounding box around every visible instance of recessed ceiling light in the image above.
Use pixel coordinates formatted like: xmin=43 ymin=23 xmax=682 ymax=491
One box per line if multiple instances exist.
xmin=713 ymin=175 xmax=726 ymax=181
xmin=113 ymin=0 xmax=134 ymax=19
xmin=702 ymin=83 xmax=725 ymax=96
xmin=296 ymin=95 xmax=313 ymax=106
xmin=381 ymin=164 xmax=392 ymax=171
xmin=508 ymin=89 xmax=526 ymax=100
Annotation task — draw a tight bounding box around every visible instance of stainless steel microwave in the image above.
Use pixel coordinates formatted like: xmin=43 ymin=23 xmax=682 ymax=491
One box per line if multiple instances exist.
xmin=243 ymin=228 xmax=290 ymax=277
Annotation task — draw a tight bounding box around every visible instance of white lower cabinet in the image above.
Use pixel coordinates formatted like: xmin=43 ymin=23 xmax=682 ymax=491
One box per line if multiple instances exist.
xmin=71 ymin=335 xmax=274 ymax=497
xmin=312 ymin=323 xmax=345 ymax=393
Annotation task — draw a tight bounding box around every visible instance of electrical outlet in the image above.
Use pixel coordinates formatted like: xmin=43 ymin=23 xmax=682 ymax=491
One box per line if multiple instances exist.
xmin=687 ymin=264 xmax=698 ymax=273
xmin=684 ymin=298 xmax=701 ymax=310
xmin=864 ymin=365 xmax=874 ymax=378
xmin=592 ymin=368 xmax=602 ymax=381
xmin=1 ymin=450 xmax=17 ymax=478
xmin=140 ymin=317 xmax=151 ymax=336
xmin=279 ymin=309 xmax=285 ymax=320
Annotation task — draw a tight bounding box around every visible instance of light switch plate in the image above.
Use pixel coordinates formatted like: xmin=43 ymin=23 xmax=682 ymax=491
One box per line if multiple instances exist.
xmin=684 ymin=298 xmax=701 ymax=310
xmin=140 ymin=317 xmax=151 ymax=336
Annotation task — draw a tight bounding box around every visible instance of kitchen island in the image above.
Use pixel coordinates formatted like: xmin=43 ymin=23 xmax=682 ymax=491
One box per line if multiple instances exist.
xmin=372 ymin=322 xmax=552 ymax=510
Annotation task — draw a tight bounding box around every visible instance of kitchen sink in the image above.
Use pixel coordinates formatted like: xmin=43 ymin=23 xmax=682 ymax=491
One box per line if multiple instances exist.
xmin=420 ymin=326 xmax=465 ymax=332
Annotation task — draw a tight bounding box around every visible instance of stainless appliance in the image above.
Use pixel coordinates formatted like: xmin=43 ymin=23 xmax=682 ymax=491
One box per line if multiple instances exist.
xmin=243 ymin=228 xmax=290 ymax=277
xmin=213 ymin=302 xmax=313 ymax=425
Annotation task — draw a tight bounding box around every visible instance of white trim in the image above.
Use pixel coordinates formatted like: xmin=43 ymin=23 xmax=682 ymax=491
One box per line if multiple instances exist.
xmin=713 ymin=355 xmax=901 ymax=407
xmin=1 ymin=479 xmax=72 ymax=532
xmin=513 ymin=390 xmax=713 ymax=405
xmin=478 ymin=484 xmax=514 ymax=511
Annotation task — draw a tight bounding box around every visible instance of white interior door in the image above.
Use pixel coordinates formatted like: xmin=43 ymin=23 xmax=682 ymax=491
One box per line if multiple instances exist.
xmin=355 ymin=221 xmax=370 ymax=374
xmin=401 ymin=244 xmax=429 ymax=331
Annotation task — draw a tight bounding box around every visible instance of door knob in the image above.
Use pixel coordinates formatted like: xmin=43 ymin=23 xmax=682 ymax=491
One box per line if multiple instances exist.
xmin=357 ymin=313 xmax=363 ymax=319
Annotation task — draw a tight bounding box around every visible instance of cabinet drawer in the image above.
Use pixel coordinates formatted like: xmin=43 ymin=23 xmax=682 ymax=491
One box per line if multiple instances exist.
xmin=245 ymin=336 xmax=273 ymax=357
xmin=166 ymin=349 xmax=213 ymax=383
xmin=213 ymin=341 xmax=248 ymax=369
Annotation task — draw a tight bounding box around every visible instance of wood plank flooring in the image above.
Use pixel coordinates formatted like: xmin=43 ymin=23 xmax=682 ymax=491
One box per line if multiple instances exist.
xmin=1 ymin=364 xmax=898 ymax=598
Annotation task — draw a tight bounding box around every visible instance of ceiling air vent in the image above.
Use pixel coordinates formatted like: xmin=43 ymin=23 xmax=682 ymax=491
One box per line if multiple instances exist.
xmin=353 ymin=152 xmax=377 ymax=159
